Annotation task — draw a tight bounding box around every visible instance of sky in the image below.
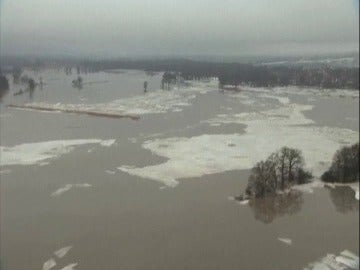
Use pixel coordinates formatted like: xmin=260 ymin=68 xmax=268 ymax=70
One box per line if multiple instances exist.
xmin=0 ymin=0 xmax=359 ymax=58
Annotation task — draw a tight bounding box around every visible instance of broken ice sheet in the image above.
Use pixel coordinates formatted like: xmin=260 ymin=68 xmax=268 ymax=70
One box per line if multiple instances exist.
xmin=304 ymin=250 xmax=359 ymax=270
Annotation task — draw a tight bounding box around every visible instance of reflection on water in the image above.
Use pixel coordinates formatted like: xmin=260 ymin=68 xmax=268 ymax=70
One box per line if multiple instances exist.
xmin=327 ymin=186 xmax=359 ymax=214
xmin=248 ymin=191 xmax=304 ymax=224
xmin=0 ymin=88 xmax=9 ymax=102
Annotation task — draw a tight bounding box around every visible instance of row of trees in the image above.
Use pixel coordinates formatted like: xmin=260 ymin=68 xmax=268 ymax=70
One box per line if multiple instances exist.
xmin=245 ymin=143 xmax=359 ymax=199
xmin=80 ymin=59 xmax=359 ymax=89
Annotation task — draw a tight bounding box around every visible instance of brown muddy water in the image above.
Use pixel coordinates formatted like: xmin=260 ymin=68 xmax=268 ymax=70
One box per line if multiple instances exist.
xmin=0 ymin=69 xmax=359 ymax=270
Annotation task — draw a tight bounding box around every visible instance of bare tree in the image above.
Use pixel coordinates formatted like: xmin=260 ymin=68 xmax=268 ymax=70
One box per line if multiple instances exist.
xmin=246 ymin=147 xmax=312 ymax=198
xmin=322 ymin=143 xmax=359 ymax=183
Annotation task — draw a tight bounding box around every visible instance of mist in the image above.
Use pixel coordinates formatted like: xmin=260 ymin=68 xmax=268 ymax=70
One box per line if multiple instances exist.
xmin=1 ymin=0 xmax=359 ymax=58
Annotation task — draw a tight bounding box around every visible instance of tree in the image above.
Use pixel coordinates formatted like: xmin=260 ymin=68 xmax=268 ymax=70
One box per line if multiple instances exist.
xmin=0 ymin=74 xmax=9 ymax=91
xmin=0 ymin=74 xmax=10 ymax=102
xmin=246 ymin=147 xmax=312 ymax=198
xmin=161 ymin=72 xmax=177 ymax=90
xmin=12 ymin=68 xmax=22 ymax=84
xmin=321 ymin=143 xmax=359 ymax=183
xmin=27 ymin=78 xmax=36 ymax=90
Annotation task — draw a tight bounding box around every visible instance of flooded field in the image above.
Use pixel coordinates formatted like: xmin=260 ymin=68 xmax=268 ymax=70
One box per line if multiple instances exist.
xmin=0 ymin=69 xmax=359 ymax=270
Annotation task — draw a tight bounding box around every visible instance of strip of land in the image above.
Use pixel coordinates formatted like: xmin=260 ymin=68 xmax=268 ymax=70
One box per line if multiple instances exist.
xmin=7 ymin=104 xmax=140 ymax=120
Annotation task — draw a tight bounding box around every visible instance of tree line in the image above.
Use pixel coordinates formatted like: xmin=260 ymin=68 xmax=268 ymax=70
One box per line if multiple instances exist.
xmin=243 ymin=143 xmax=359 ymax=199
xmin=82 ymin=59 xmax=359 ymax=89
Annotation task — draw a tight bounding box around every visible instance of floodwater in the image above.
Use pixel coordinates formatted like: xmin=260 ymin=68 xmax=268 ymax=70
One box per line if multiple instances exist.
xmin=0 ymin=69 xmax=359 ymax=270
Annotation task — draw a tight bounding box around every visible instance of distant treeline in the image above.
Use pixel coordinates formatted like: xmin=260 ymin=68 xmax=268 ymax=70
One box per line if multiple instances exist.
xmin=84 ymin=59 xmax=359 ymax=89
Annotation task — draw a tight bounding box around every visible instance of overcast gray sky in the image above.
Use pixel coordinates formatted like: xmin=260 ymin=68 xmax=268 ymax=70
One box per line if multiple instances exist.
xmin=0 ymin=0 xmax=359 ymax=58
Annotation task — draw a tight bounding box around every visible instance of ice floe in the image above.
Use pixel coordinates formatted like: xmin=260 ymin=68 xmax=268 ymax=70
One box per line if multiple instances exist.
xmin=119 ymin=102 xmax=358 ymax=187
xmin=59 ymin=264 xmax=78 ymax=270
xmin=43 ymin=259 xmax=56 ymax=270
xmin=43 ymin=245 xmax=77 ymax=270
xmin=259 ymin=94 xmax=290 ymax=105
xmin=54 ymin=246 xmax=72 ymax=258
xmin=305 ymin=250 xmax=359 ymax=270
xmin=0 ymin=139 xmax=115 ymax=166
xmin=278 ymin=238 xmax=292 ymax=245
xmin=51 ymin=184 xmax=92 ymax=197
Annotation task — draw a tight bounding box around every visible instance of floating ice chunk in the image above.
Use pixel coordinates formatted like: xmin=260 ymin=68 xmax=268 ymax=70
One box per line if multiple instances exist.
xmin=259 ymin=94 xmax=290 ymax=105
xmin=278 ymin=238 xmax=292 ymax=245
xmin=43 ymin=258 xmax=56 ymax=270
xmin=99 ymin=139 xmax=116 ymax=147
xmin=305 ymin=250 xmax=359 ymax=270
xmin=54 ymin=246 xmax=72 ymax=258
xmin=239 ymin=200 xmax=249 ymax=205
xmin=0 ymin=139 xmax=115 ymax=167
xmin=59 ymin=263 xmax=78 ymax=270
xmin=51 ymin=184 xmax=92 ymax=197
xmin=51 ymin=184 xmax=73 ymax=197
xmin=105 ymin=170 xmax=116 ymax=175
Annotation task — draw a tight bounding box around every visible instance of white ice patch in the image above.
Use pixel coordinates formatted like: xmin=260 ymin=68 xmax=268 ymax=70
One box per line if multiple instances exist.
xmin=51 ymin=184 xmax=92 ymax=197
xmin=119 ymin=103 xmax=358 ymax=187
xmin=259 ymin=94 xmax=290 ymax=105
xmin=43 ymin=244 xmax=76 ymax=270
xmin=239 ymin=199 xmax=249 ymax=205
xmin=43 ymin=259 xmax=56 ymax=270
xmin=105 ymin=170 xmax=116 ymax=175
xmin=305 ymin=250 xmax=359 ymax=270
xmin=0 ymin=139 xmax=115 ymax=167
xmin=59 ymin=263 xmax=78 ymax=270
xmin=99 ymin=139 xmax=116 ymax=147
xmin=278 ymin=238 xmax=292 ymax=245
xmin=54 ymin=246 xmax=72 ymax=258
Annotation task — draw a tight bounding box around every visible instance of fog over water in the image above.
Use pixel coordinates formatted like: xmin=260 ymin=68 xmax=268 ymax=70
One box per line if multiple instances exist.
xmin=1 ymin=0 xmax=359 ymax=57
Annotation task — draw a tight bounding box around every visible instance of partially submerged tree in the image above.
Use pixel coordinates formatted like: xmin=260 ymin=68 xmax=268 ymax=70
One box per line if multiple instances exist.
xmin=161 ymin=72 xmax=177 ymax=90
xmin=321 ymin=143 xmax=359 ymax=183
xmin=0 ymin=74 xmax=9 ymax=91
xmin=246 ymin=147 xmax=312 ymax=198
xmin=12 ymin=68 xmax=22 ymax=84
xmin=0 ymin=74 xmax=10 ymax=102
xmin=72 ymin=76 xmax=83 ymax=89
